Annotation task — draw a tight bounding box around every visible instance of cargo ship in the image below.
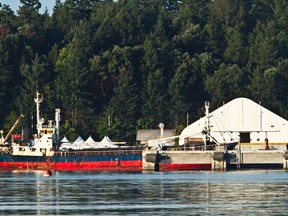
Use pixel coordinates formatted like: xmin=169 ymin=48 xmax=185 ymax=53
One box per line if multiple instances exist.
xmin=0 ymin=92 xmax=142 ymax=171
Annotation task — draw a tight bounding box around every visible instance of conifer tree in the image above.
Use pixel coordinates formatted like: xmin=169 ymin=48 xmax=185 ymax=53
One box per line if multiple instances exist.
xmin=205 ymin=63 xmax=245 ymax=107
xmin=0 ymin=41 xmax=12 ymax=126
xmin=168 ymin=52 xmax=194 ymax=127
xmin=55 ymin=21 xmax=95 ymax=132
xmin=18 ymin=0 xmax=41 ymax=29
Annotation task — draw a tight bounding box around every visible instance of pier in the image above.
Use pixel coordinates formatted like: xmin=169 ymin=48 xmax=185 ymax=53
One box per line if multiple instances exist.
xmin=143 ymin=150 xmax=288 ymax=171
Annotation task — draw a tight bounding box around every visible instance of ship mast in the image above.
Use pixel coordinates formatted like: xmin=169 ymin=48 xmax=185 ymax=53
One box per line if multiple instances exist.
xmin=34 ymin=91 xmax=44 ymax=133
xmin=55 ymin=108 xmax=61 ymax=145
xmin=204 ymin=101 xmax=210 ymax=150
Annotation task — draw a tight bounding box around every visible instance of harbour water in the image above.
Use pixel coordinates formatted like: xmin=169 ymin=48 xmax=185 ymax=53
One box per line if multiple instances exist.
xmin=1 ymin=170 xmax=288 ymax=215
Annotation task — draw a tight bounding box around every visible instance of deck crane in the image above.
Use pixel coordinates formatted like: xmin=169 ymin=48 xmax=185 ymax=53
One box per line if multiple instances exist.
xmin=2 ymin=114 xmax=25 ymax=144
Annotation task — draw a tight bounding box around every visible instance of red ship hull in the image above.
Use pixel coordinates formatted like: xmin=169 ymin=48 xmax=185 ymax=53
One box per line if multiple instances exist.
xmin=0 ymin=150 xmax=143 ymax=171
xmin=0 ymin=160 xmax=143 ymax=171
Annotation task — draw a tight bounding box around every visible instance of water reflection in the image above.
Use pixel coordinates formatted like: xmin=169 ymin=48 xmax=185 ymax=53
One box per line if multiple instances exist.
xmin=0 ymin=170 xmax=288 ymax=215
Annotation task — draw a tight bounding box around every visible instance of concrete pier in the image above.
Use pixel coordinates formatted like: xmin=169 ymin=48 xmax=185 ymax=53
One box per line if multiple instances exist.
xmin=211 ymin=151 xmax=226 ymax=170
xmin=143 ymin=150 xmax=288 ymax=171
xmin=227 ymin=150 xmax=284 ymax=169
xmin=143 ymin=150 xmax=212 ymax=171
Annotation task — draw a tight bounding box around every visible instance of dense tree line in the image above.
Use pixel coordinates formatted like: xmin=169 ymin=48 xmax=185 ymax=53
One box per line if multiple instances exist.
xmin=0 ymin=0 xmax=288 ymax=144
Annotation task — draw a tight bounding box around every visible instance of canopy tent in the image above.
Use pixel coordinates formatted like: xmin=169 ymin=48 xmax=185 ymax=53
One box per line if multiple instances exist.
xmin=85 ymin=135 xmax=95 ymax=144
xmin=106 ymin=136 xmax=112 ymax=142
xmin=100 ymin=135 xmax=112 ymax=143
xmin=71 ymin=136 xmax=93 ymax=150
xmin=60 ymin=136 xmax=72 ymax=150
xmin=61 ymin=136 xmax=70 ymax=143
xmin=60 ymin=135 xmax=123 ymax=150
xmin=73 ymin=136 xmax=84 ymax=144
xmin=92 ymin=135 xmax=119 ymax=149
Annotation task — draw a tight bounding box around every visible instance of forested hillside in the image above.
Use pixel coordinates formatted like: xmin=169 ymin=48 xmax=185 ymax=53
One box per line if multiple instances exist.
xmin=0 ymin=0 xmax=288 ymax=143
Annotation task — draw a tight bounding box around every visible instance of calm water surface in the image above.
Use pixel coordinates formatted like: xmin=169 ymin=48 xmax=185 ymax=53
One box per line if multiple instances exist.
xmin=0 ymin=170 xmax=288 ymax=215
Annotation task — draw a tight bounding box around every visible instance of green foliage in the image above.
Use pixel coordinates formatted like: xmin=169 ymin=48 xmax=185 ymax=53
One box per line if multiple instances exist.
xmin=55 ymin=20 xmax=95 ymax=133
xmin=168 ymin=52 xmax=196 ymax=127
xmin=0 ymin=41 xmax=12 ymax=126
xmin=0 ymin=0 xmax=288 ymax=143
xmin=2 ymin=111 xmax=25 ymax=136
xmin=60 ymin=120 xmax=77 ymax=141
xmin=205 ymin=63 xmax=246 ymax=107
xmin=17 ymin=53 xmax=50 ymax=115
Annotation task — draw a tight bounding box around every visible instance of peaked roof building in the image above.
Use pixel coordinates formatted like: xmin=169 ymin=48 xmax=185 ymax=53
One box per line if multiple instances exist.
xmin=179 ymin=98 xmax=288 ymax=150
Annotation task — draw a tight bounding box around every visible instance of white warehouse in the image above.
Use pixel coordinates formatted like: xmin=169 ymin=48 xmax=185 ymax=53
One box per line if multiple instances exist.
xmin=179 ymin=98 xmax=288 ymax=151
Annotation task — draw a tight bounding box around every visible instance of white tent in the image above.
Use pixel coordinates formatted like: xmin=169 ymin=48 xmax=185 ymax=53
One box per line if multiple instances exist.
xmin=85 ymin=135 xmax=95 ymax=144
xmin=60 ymin=136 xmax=72 ymax=150
xmin=71 ymin=136 xmax=92 ymax=150
xmin=100 ymin=135 xmax=112 ymax=143
xmin=93 ymin=136 xmax=119 ymax=149
xmin=61 ymin=136 xmax=70 ymax=143
xmin=73 ymin=136 xmax=84 ymax=144
xmin=179 ymin=97 xmax=288 ymax=150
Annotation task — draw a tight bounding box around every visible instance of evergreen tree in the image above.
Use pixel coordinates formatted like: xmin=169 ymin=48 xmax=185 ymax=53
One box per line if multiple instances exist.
xmin=276 ymin=59 xmax=288 ymax=111
xmin=16 ymin=53 xmax=52 ymax=131
xmin=168 ymin=52 xmax=196 ymax=127
xmin=113 ymin=0 xmax=148 ymax=46
xmin=65 ymin=0 xmax=99 ymax=20
xmin=142 ymin=68 xmax=168 ymax=129
xmin=0 ymin=41 xmax=12 ymax=126
xmin=248 ymin=66 xmax=282 ymax=113
xmin=107 ymin=66 xmax=139 ymax=143
xmin=140 ymin=33 xmax=170 ymax=129
xmin=92 ymin=2 xmax=121 ymax=51
xmin=224 ymin=27 xmax=246 ymax=66
xmin=0 ymin=4 xmax=16 ymax=32
xmin=205 ymin=63 xmax=246 ymax=107
xmin=55 ymin=21 xmax=95 ymax=133
xmin=248 ymin=21 xmax=279 ymax=72
xmin=18 ymin=0 xmax=41 ymax=29
xmin=52 ymin=0 xmax=75 ymax=39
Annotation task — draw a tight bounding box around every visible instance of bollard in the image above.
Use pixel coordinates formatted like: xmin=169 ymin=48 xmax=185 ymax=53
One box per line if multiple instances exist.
xmin=264 ymin=138 xmax=269 ymax=150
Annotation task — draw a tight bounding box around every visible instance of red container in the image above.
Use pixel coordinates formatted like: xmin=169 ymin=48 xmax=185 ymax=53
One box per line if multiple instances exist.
xmin=12 ymin=134 xmax=22 ymax=140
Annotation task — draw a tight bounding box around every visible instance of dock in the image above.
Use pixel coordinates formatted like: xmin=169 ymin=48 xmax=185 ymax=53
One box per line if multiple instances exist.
xmin=142 ymin=149 xmax=288 ymax=171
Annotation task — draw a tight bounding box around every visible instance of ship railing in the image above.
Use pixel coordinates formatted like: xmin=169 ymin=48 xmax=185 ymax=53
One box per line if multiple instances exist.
xmin=163 ymin=144 xmax=216 ymax=151
xmin=41 ymin=124 xmax=55 ymax=128
xmin=54 ymin=149 xmax=142 ymax=157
